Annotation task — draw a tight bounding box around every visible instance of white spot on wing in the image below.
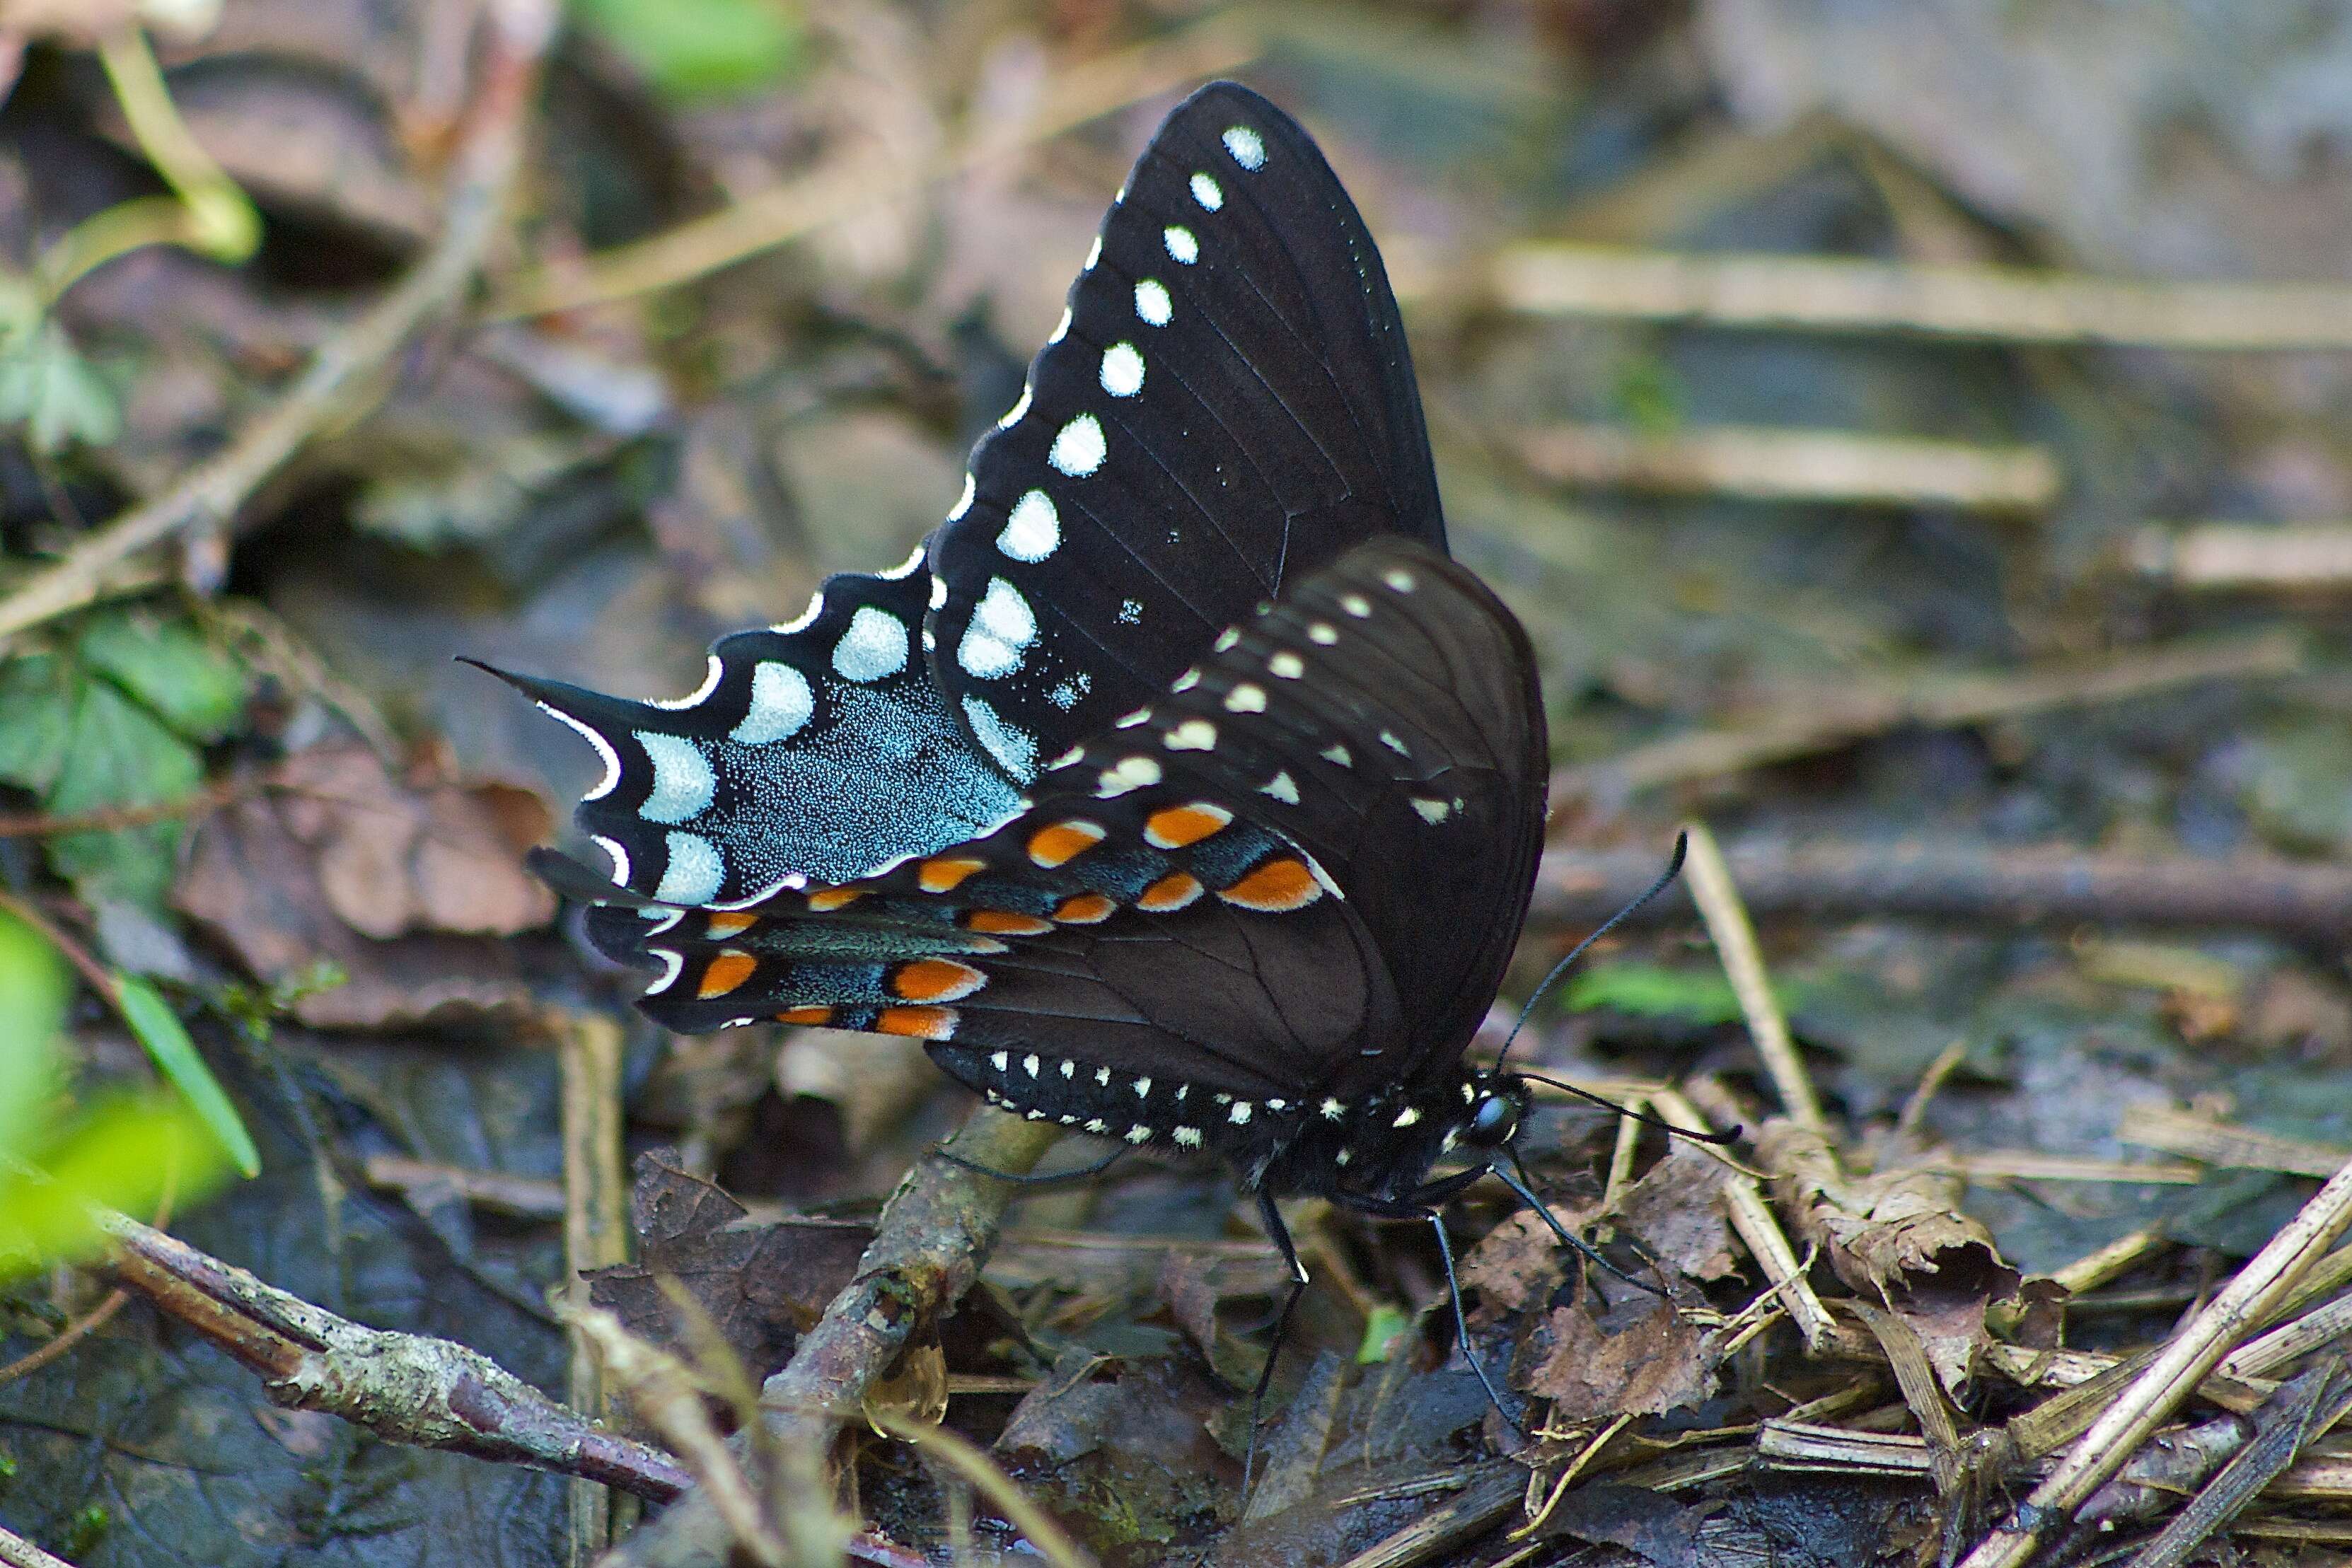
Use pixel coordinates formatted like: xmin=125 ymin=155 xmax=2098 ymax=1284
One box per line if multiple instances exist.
xmin=644 ymin=948 xmax=685 ymax=996
xmin=1048 ymin=307 xmax=1072 ymax=344
xmin=1084 ymin=235 xmax=1103 ymax=271
xmin=997 ymin=489 xmax=1059 ymax=562
xmin=1164 ymin=226 xmax=1198 ymax=264
xmin=539 ymin=704 xmax=621 ymax=801
xmin=1190 ymin=172 xmax=1224 ymax=210
xmin=730 ymin=661 xmax=814 ymax=744
xmin=1269 ymin=651 xmax=1304 ymax=679
xmin=1223 ymin=684 xmax=1266 ymax=714
xmin=961 ymin=694 xmax=1036 ymax=778
xmin=1049 ymin=414 xmax=1106 ymax=477
xmin=654 ymin=831 xmax=724 ymax=905
xmin=1164 ymin=719 xmax=1217 ymax=751
xmin=1100 ymin=342 xmax=1145 ymax=397
xmin=958 ymin=578 xmax=1037 ymax=680
xmin=1134 ymin=278 xmax=1171 ymax=325
xmin=947 ymin=472 xmax=975 ymax=521
xmin=997 ymin=385 xmax=1032 ymax=429
xmin=832 ymin=607 xmax=909 ymax=682
xmin=1261 ymin=771 xmax=1299 ymax=804
xmin=1413 ymin=798 xmax=1452 ymax=825
xmin=635 ymin=731 xmax=714 ymax=823
xmin=1223 ymin=125 xmax=1266 ymax=169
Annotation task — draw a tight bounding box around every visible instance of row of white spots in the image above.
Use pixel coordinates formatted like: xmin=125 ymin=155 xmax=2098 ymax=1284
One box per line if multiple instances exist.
xmin=833 ymin=605 xmax=909 ymax=683
xmin=1134 ymin=279 xmax=1171 ymax=326
xmin=978 ymin=1051 xmax=1207 ymax=1149
xmin=956 ymin=576 xmax=1037 ymax=680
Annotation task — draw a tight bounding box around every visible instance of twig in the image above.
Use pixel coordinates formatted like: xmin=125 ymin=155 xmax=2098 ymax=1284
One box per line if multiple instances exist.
xmin=1957 ymin=1152 xmax=2352 ymax=1568
xmin=0 ymin=777 xmax=255 ymax=838
xmin=606 ymin=1108 xmax=1061 ymax=1568
xmin=1511 ymin=424 xmax=2058 ymax=512
xmin=95 ymin=1209 xmax=692 ymax=1501
xmin=2124 ymin=522 xmax=2352 ymax=592
xmin=1653 ymin=1086 xmax=1840 ymax=1352
xmin=0 ymin=0 xmax=554 ymax=649
xmin=2121 ymin=1104 xmax=2351 ymax=1180
xmin=492 ymin=22 xmax=1257 ymax=319
xmin=1330 ymin=1465 xmax=1525 ymax=1568
xmin=869 ymin=1410 xmax=1096 ymax=1568
xmin=2121 ymin=1364 xmax=2352 ymax=1568
xmin=361 ymin=1155 xmax=567 ymax=1220
xmin=1681 ymin=822 xmax=1825 ymax=1131
xmin=1555 ymin=629 xmax=2300 ymax=813
xmin=0 ymin=1526 xmax=78 ymax=1568
xmin=0 ymin=1287 xmax=128 ymax=1387
xmin=560 ymin=1011 xmax=632 ymax=1561
xmin=1490 ymin=243 xmax=2352 ymax=350
xmin=1532 ymin=835 xmax=2352 ymax=939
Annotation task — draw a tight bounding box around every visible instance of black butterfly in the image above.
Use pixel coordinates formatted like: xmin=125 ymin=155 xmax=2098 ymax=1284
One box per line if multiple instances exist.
xmin=482 ymin=81 xmax=1681 ymax=1431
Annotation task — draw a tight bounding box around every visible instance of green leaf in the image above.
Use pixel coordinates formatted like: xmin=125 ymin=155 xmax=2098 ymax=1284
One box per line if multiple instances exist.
xmin=0 ymin=912 xmax=67 ymax=1161
xmin=1356 ymin=1303 xmax=1412 ymax=1364
xmin=574 ymin=0 xmax=805 ymax=99
xmin=1563 ymin=963 xmax=1752 ymax=1026
xmin=0 ymin=1094 xmax=231 ymax=1282
xmin=42 ymin=677 xmax=202 ymax=908
xmin=115 ymin=975 xmax=260 ymax=1178
xmin=0 ymin=318 xmax=122 ymax=453
xmin=0 ymin=652 xmax=77 ymax=795
xmin=76 ymin=611 xmax=248 ymax=742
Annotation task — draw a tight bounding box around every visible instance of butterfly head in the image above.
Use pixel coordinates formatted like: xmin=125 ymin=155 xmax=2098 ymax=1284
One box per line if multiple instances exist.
xmin=1456 ymin=1073 xmax=1530 ymax=1153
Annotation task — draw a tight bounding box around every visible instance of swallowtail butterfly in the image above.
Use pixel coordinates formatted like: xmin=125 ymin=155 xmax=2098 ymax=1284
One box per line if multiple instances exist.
xmin=482 ymin=81 xmax=1644 ymax=1432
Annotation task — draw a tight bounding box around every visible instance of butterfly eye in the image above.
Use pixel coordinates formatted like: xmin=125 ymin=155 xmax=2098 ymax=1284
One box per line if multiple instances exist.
xmin=1464 ymin=1091 xmax=1519 ymax=1147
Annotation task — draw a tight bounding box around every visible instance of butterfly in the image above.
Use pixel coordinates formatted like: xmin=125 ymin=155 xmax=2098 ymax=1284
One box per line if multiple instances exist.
xmin=480 ymin=80 xmax=1684 ymax=1432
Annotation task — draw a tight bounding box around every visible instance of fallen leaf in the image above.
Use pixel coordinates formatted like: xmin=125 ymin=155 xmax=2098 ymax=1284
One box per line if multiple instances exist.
xmin=1521 ymin=1293 xmax=1720 ymax=1421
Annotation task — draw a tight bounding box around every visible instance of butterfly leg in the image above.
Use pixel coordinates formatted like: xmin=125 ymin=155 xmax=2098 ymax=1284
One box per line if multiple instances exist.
xmin=1244 ymin=1189 xmax=1311 ymax=1494
xmin=1488 ymin=1156 xmax=1665 ymax=1299
xmin=934 ymin=1143 xmax=1132 ymax=1186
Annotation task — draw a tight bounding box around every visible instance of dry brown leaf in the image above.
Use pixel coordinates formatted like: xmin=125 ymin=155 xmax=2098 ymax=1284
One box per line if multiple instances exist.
xmin=1522 ymin=1294 xmax=1721 ymax=1421
xmin=1759 ymin=1118 xmax=2020 ymax=1396
xmin=175 ymin=741 xmax=553 ymax=1028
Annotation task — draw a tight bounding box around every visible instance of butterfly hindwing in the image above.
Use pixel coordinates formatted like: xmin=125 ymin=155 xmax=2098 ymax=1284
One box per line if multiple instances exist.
xmin=482 ymin=559 xmax=1024 ymax=908
xmin=925 ymin=82 xmax=1445 ymax=782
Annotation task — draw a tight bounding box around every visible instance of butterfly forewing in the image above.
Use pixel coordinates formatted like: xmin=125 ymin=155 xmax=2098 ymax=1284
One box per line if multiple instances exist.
xmin=926 ymin=83 xmax=1445 ymax=782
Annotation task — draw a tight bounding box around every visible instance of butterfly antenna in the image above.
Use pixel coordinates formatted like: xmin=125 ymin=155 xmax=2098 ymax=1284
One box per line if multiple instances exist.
xmin=1514 ymin=1070 xmax=1737 ymax=1147
xmin=1494 ymin=830 xmax=1688 ymax=1071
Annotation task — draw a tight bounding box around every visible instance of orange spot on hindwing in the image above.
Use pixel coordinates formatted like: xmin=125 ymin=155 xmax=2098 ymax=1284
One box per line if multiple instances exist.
xmin=807 ymin=887 xmax=864 ymax=912
xmin=1137 ymin=871 xmax=1204 ymax=912
xmin=1054 ymin=893 xmax=1116 ymax=924
xmin=697 ymin=951 xmax=758 ymax=998
xmin=876 ymin=1005 xmax=957 ymax=1040
xmin=892 ymin=958 xmax=987 ymax=1002
xmin=1218 ymin=857 xmax=1323 ymax=911
xmin=918 ymin=857 xmax=987 ymax=893
xmin=1144 ymin=803 xmax=1234 ymax=849
xmin=966 ymin=910 xmax=1054 ymax=936
xmin=705 ymin=912 xmax=758 ymax=936
xmin=1027 ymin=820 xmax=1106 ymax=868
xmin=777 ymin=1005 xmax=834 ymax=1026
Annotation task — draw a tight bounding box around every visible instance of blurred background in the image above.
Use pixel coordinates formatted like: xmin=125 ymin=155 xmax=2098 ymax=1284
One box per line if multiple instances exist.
xmin=3 ymin=1 xmax=2352 ymax=1563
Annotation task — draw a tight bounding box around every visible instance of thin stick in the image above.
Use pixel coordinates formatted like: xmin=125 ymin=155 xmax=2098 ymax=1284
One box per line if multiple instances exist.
xmin=1650 ymin=1087 xmax=1838 ymax=1351
xmin=1512 ymin=424 xmax=2058 ymax=512
xmin=1556 ymin=629 xmax=2300 ymax=811
xmin=0 ymin=1288 xmax=128 ymax=1387
xmin=606 ymin=1108 xmax=1060 ymax=1568
xmin=1531 ymin=835 xmax=2352 ymax=940
xmin=492 ymin=23 xmax=1257 ymax=319
xmin=1680 ymin=822 xmax=1826 ymax=1132
xmin=0 ymin=1526 xmax=79 ymax=1568
xmin=95 ymin=1209 xmax=691 ymax=1501
xmin=0 ymin=0 xmax=553 ymax=649
xmin=560 ymin=1011 xmax=632 ymax=1562
xmin=2125 ymin=522 xmax=2352 ymax=591
xmin=1491 ymin=243 xmax=2352 ymax=350
xmin=1957 ymin=1153 xmax=2352 ymax=1568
